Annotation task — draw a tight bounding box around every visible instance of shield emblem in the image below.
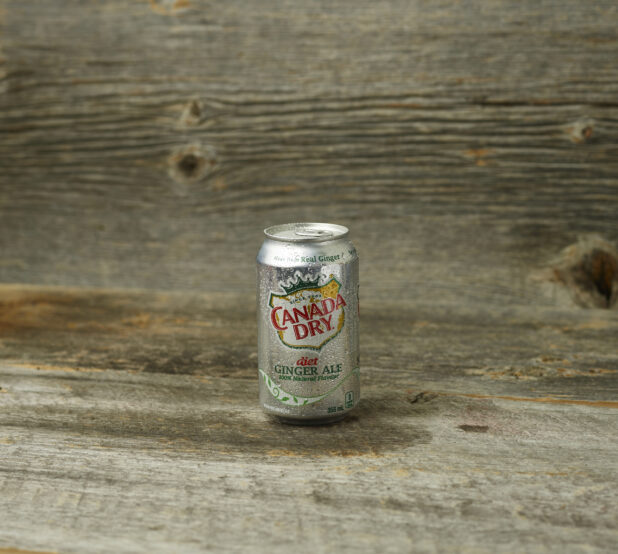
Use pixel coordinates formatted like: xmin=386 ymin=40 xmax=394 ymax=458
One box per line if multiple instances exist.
xmin=269 ymin=275 xmax=346 ymax=350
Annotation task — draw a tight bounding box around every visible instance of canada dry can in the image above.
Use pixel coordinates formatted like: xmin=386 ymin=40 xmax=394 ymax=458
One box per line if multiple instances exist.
xmin=257 ymin=222 xmax=360 ymax=424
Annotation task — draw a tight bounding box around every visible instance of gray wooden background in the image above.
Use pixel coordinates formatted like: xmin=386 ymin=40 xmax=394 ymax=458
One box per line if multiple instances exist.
xmin=1 ymin=0 xmax=616 ymax=305
xmin=1 ymin=1 xmax=617 ymax=553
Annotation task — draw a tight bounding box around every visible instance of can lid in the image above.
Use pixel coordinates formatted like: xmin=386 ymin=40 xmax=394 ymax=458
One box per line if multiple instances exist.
xmin=264 ymin=222 xmax=349 ymax=243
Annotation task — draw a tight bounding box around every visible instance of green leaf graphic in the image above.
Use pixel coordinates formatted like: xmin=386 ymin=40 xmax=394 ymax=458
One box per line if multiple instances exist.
xmin=259 ymin=367 xmax=359 ymax=408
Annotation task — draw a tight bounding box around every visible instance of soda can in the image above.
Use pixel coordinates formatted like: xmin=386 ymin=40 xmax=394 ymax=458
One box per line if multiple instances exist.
xmin=257 ymin=222 xmax=360 ymax=424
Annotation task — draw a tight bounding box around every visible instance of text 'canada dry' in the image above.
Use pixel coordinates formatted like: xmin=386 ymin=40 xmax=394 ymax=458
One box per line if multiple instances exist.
xmin=257 ymin=223 xmax=359 ymax=424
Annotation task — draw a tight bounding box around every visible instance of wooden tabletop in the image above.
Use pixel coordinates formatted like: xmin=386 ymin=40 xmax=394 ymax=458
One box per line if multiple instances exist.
xmin=0 ymin=284 xmax=616 ymax=553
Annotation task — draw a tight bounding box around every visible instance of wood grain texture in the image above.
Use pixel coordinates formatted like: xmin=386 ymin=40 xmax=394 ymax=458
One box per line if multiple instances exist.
xmin=0 ymin=362 xmax=617 ymax=553
xmin=1 ymin=1 xmax=618 ymax=551
xmin=0 ymin=0 xmax=617 ymax=301
xmin=1 ymin=285 xmax=617 ymax=551
xmin=0 ymin=284 xmax=616 ymax=401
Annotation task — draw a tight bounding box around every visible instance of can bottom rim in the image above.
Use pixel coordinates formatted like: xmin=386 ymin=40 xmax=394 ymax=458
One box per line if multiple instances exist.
xmin=270 ymin=413 xmax=350 ymax=426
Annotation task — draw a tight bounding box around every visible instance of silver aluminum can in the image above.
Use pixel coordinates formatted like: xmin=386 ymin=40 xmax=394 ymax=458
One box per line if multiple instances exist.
xmin=257 ymin=222 xmax=360 ymax=424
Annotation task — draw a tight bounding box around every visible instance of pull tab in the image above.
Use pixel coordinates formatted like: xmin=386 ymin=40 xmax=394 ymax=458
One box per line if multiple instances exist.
xmin=295 ymin=228 xmax=333 ymax=239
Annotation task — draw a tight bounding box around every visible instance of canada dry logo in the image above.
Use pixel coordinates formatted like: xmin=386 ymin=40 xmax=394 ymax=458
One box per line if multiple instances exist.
xmin=269 ymin=273 xmax=346 ymax=350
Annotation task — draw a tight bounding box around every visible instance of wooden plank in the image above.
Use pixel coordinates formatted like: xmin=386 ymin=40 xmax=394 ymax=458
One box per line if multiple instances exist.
xmin=0 ymin=1 xmax=617 ymax=296
xmin=0 ymin=285 xmax=616 ymax=402
xmin=0 ymin=285 xmax=616 ymax=551
xmin=1 ymin=362 xmax=617 ymax=553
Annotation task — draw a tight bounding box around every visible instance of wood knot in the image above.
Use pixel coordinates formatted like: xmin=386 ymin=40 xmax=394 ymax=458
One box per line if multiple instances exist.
xmin=573 ymin=249 xmax=617 ymax=306
xmin=552 ymin=236 xmax=617 ymax=308
xmin=566 ymin=118 xmax=594 ymax=143
xmin=180 ymin=99 xmax=204 ymax=126
xmin=458 ymin=425 xmax=489 ymax=433
xmin=168 ymin=144 xmax=218 ymax=186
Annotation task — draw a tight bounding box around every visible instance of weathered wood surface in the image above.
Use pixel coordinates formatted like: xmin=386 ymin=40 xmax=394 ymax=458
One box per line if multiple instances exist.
xmin=0 ymin=285 xmax=617 ymax=553
xmin=1 ymin=364 xmax=617 ymax=554
xmin=0 ymin=1 xmax=617 ymax=298
xmin=1 ymin=1 xmax=618 ymax=552
xmin=1 ymin=285 xmax=617 ymax=401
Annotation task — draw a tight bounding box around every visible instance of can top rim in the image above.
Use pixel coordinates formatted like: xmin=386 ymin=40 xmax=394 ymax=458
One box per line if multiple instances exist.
xmin=264 ymin=222 xmax=349 ymax=243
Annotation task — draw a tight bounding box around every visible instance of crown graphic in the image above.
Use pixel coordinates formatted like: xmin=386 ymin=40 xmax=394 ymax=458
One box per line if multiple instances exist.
xmin=281 ymin=274 xmax=320 ymax=295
